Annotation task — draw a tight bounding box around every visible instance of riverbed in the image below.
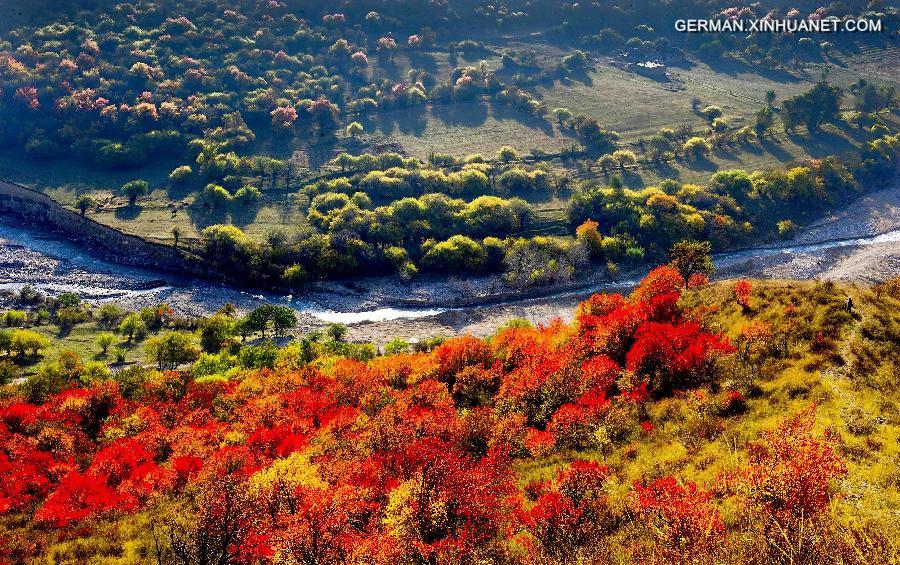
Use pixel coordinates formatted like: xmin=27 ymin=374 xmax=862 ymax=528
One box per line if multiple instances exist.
xmin=2 ymin=183 xmax=898 ymax=344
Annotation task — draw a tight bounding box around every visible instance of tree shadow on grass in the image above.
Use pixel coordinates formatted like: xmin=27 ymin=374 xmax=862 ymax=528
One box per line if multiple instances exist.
xmin=375 ymin=58 xmax=401 ymax=81
xmin=114 ymin=204 xmax=141 ymax=221
xmin=760 ymin=137 xmax=795 ymax=162
xmin=682 ymin=156 xmax=718 ymax=173
xmin=305 ymin=137 xmax=340 ymax=170
xmin=188 ymin=204 xmax=228 ymax=230
xmin=566 ymin=68 xmax=594 ymax=87
xmin=166 ymin=181 xmax=197 ymax=201
xmin=831 ymin=123 xmax=870 ymax=145
xmin=700 ymin=55 xmax=805 ymax=84
xmin=738 ymin=141 xmax=765 ymax=156
xmin=792 ymin=129 xmax=857 ymax=158
xmin=650 ymin=161 xmax=682 ymax=181
xmin=409 ymin=52 xmax=438 ymax=73
xmin=370 ymin=113 xmax=397 ymax=137
xmin=715 ymin=148 xmax=742 ymax=163
xmin=621 ymin=170 xmax=646 ymax=189
xmin=431 ymin=101 xmax=490 ymax=128
xmin=230 ymin=203 xmax=261 ymax=229
xmin=491 ymin=104 xmax=554 ymax=136
xmin=397 ymin=108 xmax=429 ymax=136
xmin=12 ymin=355 xmax=43 ymax=374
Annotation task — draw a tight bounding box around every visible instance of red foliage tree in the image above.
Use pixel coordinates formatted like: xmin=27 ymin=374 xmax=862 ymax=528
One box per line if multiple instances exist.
xmin=626 ymin=321 xmax=735 ymax=393
xmin=740 ymin=406 xmax=847 ymax=523
xmin=631 ymin=475 xmax=725 ymax=561
xmin=733 ymin=279 xmax=752 ymax=310
xmin=520 ymin=460 xmax=611 ymax=558
xmin=269 ymin=485 xmax=371 ymax=564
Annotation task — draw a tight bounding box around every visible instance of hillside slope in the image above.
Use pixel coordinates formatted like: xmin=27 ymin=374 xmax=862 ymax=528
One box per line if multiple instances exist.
xmin=0 ymin=275 xmax=899 ymax=563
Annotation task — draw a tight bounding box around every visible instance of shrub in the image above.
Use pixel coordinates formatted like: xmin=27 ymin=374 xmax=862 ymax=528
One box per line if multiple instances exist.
xmin=96 ymin=333 xmax=114 ymax=354
xmin=777 ymin=219 xmax=797 ymax=239
xmin=733 ymin=280 xmax=752 ymax=310
xmin=3 ymin=310 xmax=27 ymax=327
xmin=169 ymin=165 xmax=193 ymax=183
xmin=0 ymin=359 xmax=18 ymax=384
xmin=120 ymin=179 xmax=149 ymax=204
xmin=631 ymin=476 xmax=725 ymax=561
xmin=683 ymin=137 xmax=711 ymax=160
xmin=119 ymin=313 xmax=147 ymax=342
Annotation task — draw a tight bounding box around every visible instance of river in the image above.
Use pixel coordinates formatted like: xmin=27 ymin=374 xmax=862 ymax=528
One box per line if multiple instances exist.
xmin=2 ymin=185 xmax=899 ymax=341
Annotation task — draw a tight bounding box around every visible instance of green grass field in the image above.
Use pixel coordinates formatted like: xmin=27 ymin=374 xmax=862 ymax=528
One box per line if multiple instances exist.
xmin=364 ymin=100 xmax=576 ymax=159
xmin=8 ymin=322 xmax=151 ymax=377
xmin=537 ymin=48 xmax=900 ymax=143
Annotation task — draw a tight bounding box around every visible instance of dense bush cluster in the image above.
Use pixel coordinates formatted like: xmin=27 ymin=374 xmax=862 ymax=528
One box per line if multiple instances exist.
xmin=570 ymin=133 xmax=900 ymax=258
xmin=3 ymin=267 xmax=887 ymax=562
xmin=183 ymin=131 xmax=899 ymax=289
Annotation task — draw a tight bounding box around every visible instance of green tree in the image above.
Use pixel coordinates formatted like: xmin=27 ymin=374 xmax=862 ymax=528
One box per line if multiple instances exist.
xmin=781 ymin=82 xmax=843 ymax=133
xmin=57 ymin=292 xmax=80 ymax=309
xmin=552 ymin=107 xmax=572 ymax=124
xmin=121 ymin=179 xmax=149 ymax=205
xmin=597 ymin=154 xmax=617 ymax=175
xmin=497 ymin=146 xmax=518 ymax=163
xmin=114 ymin=365 xmax=149 ymax=399
xmin=3 ymin=310 xmax=27 ymax=327
xmin=200 ymin=314 xmax=235 ymax=353
xmin=243 ymin=305 xmax=297 ymax=339
xmin=97 ymin=304 xmax=125 ymax=328
xmin=283 ymin=264 xmax=307 ymax=290
xmin=201 ymin=183 xmax=233 ymax=207
xmin=612 ymin=149 xmax=637 ymax=171
xmin=754 ymin=107 xmax=774 ymax=136
xmin=346 ymin=121 xmax=364 ymax=138
xmin=668 ymin=240 xmax=713 ymax=286
xmin=700 ymin=105 xmax=723 ymax=122
xmin=75 ymin=195 xmax=96 ymax=216
xmin=169 ymin=165 xmax=193 ymax=183
xmin=10 ymin=329 xmax=50 ymax=358
xmin=22 ymin=352 xmax=81 ymax=402
xmin=270 ymin=307 xmax=297 ymax=337
xmin=145 ymin=331 xmax=200 ymax=370
xmin=96 ymin=332 xmax=115 ymax=355
xmin=422 ymin=235 xmax=487 ymax=272
xmin=119 ymin=313 xmax=147 ymax=342
xmin=384 ymin=338 xmax=409 ymax=355
xmin=326 ymin=323 xmax=347 ymax=342
xmin=562 ymin=50 xmax=588 ymax=70
xmin=683 ymin=137 xmax=711 ymax=160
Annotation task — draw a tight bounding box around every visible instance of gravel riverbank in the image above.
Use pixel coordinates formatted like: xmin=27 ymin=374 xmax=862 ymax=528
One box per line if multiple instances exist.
xmin=2 ymin=182 xmax=898 ymax=344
